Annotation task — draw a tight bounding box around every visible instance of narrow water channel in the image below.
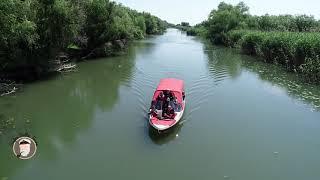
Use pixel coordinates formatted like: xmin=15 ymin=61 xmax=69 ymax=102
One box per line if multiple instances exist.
xmin=1 ymin=29 xmax=320 ymax=180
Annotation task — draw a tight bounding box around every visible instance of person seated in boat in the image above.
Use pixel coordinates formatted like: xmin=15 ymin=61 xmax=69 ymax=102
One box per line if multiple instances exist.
xmin=173 ymin=96 xmax=178 ymax=104
xmin=156 ymin=91 xmax=165 ymax=101
xmin=163 ymin=96 xmax=170 ymax=110
xmin=169 ymin=106 xmax=175 ymax=118
xmin=163 ymin=105 xmax=175 ymax=119
xmin=149 ymin=103 xmax=157 ymax=116
xmin=152 ymin=100 xmax=164 ymax=119
xmin=163 ymin=90 xmax=169 ymax=95
xmin=168 ymin=91 xmax=175 ymax=101
xmin=162 ymin=98 xmax=168 ymax=118
xmin=162 ymin=98 xmax=169 ymax=115
xmin=163 ymin=90 xmax=170 ymax=99
xmin=169 ymin=97 xmax=177 ymax=110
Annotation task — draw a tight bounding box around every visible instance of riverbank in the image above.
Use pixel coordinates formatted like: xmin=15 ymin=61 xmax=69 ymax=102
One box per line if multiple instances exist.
xmin=185 ymin=2 xmax=320 ymax=85
xmin=0 ymin=81 xmax=21 ymax=97
xmin=0 ymin=0 xmax=168 ymax=95
xmin=0 ymin=38 xmax=129 ymax=95
xmin=225 ymin=30 xmax=320 ymax=83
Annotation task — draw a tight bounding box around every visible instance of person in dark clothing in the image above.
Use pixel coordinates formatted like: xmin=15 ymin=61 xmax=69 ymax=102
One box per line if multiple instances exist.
xmin=163 ymin=96 xmax=170 ymax=110
xmin=163 ymin=90 xmax=169 ymax=98
xmin=173 ymin=96 xmax=178 ymax=104
xmin=168 ymin=92 xmax=174 ymax=101
xmin=149 ymin=101 xmax=157 ymax=116
xmin=164 ymin=105 xmax=175 ymax=119
xmin=156 ymin=91 xmax=165 ymax=101
xmin=162 ymin=98 xmax=170 ymax=118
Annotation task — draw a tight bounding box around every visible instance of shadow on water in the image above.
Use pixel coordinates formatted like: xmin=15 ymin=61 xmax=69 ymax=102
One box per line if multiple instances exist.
xmin=0 ymin=39 xmax=154 ymax=178
xmin=146 ymin=104 xmax=191 ymax=145
xmin=131 ymin=40 xmax=157 ymax=57
xmin=148 ymin=124 xmax=183 ymax=145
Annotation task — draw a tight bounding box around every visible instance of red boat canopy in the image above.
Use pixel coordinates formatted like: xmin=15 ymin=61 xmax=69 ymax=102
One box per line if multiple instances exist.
xmin=153 ymin=78 xmax=184 ymax=104
xmin=156 ymin=78 xmax=184 ymax=92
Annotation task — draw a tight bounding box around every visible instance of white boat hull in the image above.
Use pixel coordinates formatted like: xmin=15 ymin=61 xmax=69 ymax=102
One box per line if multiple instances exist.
xmin=149 ymin=100 xmax=186 ymax=131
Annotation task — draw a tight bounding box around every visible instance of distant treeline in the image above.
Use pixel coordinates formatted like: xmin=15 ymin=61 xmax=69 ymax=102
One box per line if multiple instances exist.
xmin=185 ymin=2 xmax=320 ymax=84
xmin=175 ymin=22 xmax=191 ymax=31
xmin=0 ymin=0 xmax=168 ymax=80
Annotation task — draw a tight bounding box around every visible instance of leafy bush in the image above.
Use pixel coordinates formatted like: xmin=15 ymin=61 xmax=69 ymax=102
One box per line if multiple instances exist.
xmin=240 ymin=31 xmax=265 ymax=56
xmin=186 ymin=26 xmax=208 ymax=37
xmin=300 ymin=56 xmax=320 ymax=84
xmin=225 ymin=30 xmax=247 ymax=47
xmin=0 ymin=0 xmax=167 ymax=79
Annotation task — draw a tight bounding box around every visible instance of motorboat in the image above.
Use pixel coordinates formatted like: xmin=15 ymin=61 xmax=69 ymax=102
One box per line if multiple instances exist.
xmin=149 ymin=78 xmax=186 ymax=131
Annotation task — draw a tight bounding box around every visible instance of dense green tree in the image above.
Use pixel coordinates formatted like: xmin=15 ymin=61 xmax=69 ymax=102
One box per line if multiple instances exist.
xmin=143 ymin=13 xmax=158 ymax=34
xmin=135 ymin=16 xmax=147 ymax=36
xmin=207 ymin=2 xmax=249 ymax=44
xmin=0 ymin=0 xmax=78 ymax=77
xmin=0 ymin=0 xmax=167 ymax=79
xmin=142 ymin=13 xmax=166 ymax=34
xmin=36 ymin=0 xmax=78 ymax=54
xmin=295 ymin=15 xmax=317 ymax=32
xmin=0 ymin=0 xmax=38 ymax=70
xmin=84 ymin=0 xmax=115 ymax=49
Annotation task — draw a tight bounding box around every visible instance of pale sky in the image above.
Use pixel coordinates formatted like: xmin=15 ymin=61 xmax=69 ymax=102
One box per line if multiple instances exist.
xmin=113 ymin=0 xmax=320 ymax=25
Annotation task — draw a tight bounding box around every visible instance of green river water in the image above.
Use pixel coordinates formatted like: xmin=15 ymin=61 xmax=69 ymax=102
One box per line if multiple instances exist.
xmin=1 ymin=29 xmax=320 ymax=180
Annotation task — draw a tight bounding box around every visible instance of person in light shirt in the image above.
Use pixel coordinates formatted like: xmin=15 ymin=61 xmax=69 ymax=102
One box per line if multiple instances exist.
xmin=18 ymin=139 xmax=31 ymax=157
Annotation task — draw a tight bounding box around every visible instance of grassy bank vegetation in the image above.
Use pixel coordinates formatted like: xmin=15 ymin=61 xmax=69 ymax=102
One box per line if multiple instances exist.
xmin=187 ymin=2 xmax=320 ymax=84
xmin=0 ymin=0 xmax=168 ymax=81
